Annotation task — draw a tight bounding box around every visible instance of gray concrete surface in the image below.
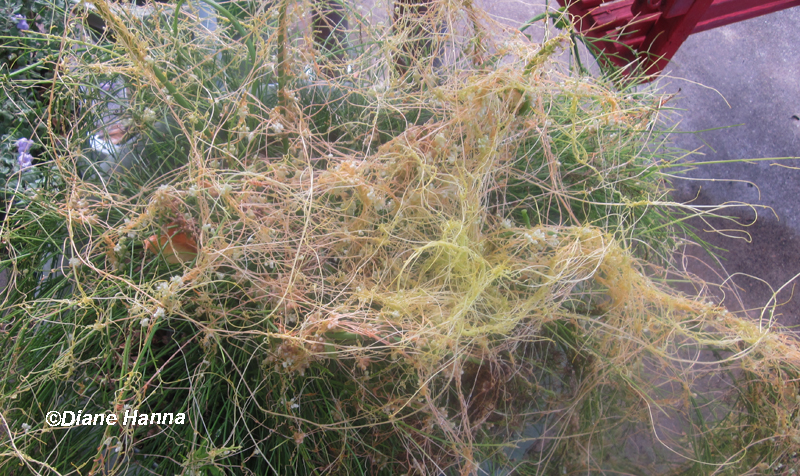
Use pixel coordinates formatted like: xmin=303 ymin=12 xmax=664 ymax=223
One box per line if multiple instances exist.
xmin=662 ymin=9 xmax=800 ymax=329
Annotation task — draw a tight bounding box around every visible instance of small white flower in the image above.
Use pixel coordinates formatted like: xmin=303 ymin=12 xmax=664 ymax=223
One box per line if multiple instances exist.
xmin=153 ymin=307 xmax=166 ymax=319
xmin=68 ymin=257 xmax=81 ymax=268
xmin=523 ymin=229 xmax=545 ymax=246
xmin=434 ymin=133 xmax=446 ymax=149
xmin=270 ymin=122 xmax=284 ymax=133
xmin=114 ymin=244 xmax=123 ymax=253
xmin=140 ymin=318 xmax=150 ymax=327
xmin=501 ymin=218 xmax=513 ymax=229
xmin=170 ymin=276 xmax=183 ymax=286
xmin=21 ymin=423 xmax=31 ymax=432
xmin=142 ymin=108 xmax=156 ymax=123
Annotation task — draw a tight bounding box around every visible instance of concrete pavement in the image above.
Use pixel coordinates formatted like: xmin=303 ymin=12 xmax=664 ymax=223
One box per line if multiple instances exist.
xmin=663 ymin=8 xmax=800 ymax=329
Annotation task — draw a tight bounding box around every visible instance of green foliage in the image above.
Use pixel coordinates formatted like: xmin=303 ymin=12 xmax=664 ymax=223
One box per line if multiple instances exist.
xmin=1 ymin=0 xmax=70 ymax=225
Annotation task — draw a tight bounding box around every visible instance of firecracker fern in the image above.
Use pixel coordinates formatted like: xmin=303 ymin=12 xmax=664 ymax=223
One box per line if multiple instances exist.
xmin=1 ymin=1 xmax=800 ymax=475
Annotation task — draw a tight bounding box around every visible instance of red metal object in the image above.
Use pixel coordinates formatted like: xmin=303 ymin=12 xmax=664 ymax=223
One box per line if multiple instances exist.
xmin=555 ymin=0 xmax=800 ymax=78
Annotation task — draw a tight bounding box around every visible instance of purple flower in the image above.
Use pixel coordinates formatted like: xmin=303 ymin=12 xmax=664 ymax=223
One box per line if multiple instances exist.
xmin=12 ymin=14 xmax=29 ymax=31
xmin=18 ymin=152 xmax=33 ymax=170
xmin=15 ymin=137 xmax=34 ymax=154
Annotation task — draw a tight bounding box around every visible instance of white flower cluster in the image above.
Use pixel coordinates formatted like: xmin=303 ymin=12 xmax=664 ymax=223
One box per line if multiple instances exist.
xmin=217 ymin=183 xmax=233 ymax=197
xmin=153 ymin=274 xmax=185 ymax=310
xmin=332 ymin=159 xmax=362 ymax=174
xmin=142 ymin=108 xmax=157 ymax=124
xmin=366 ymin=187 xmax=392 ymax=212
xmin=523 ymin=229 xmax=546 ymax=248
xmin=114 ymin=236 xmax=127 ymax=254
xmin=268 ymin=337 xmax=326 ymax=377
xmin=433 ymin=133 xmax=447 ymax=149
xmin=365 ymin=187 xmax=381 ymax=204
xmin=476 ymin=136 xmax=490 ymax=153
xmin=276 ymin=345 xmax=302 ymax=372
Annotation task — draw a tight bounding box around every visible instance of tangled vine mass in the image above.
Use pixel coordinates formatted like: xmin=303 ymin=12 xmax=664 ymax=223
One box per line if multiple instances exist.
xmin=2 ymin=0 xmax=800 ymax=474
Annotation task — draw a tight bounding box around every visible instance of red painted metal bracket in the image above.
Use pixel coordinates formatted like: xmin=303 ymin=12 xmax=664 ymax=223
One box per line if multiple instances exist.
xmin=554 ymin=0 xmax=800 ymax=79
xmin=694 ymin=0 xmax=800 ymax=33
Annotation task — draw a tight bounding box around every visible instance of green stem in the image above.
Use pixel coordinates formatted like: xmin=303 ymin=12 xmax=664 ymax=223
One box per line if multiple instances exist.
xmin=519 ymin=10 xmax=564 ymax=33
xmin=519 ymin=12 xmax=547 ymax=32
xmin=5 ymin=60 xmax=45 ymax=79
xmin=150 ymin=63 xmax=193 ymax=110
xmin=521 ymin=209 xmax=531 ymax=228
xmin=202 ymin=0 xmax=256 ymax=66
xmin=172 ymin=0 xmax=185 ymax=37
